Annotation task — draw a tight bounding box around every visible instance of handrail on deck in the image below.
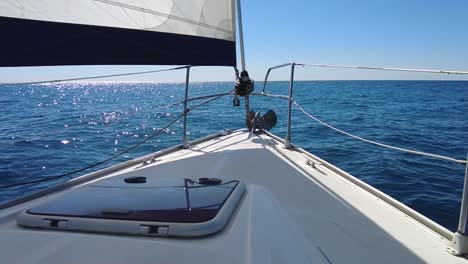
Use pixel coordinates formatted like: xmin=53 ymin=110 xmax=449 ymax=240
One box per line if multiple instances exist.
xmin=260 ymin=62 xmax=468 ymax=152
xmin=180 ymin=66 xmax=237 ymax=149
xmin=256 ymin=61 xmax=468 ymax=255
xmin=260 ymin=62 xmax=297 ymax=148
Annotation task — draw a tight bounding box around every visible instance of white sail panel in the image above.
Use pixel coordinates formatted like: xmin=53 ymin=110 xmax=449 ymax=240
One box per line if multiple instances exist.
xmin=0 ymin=0 xmax=235 ymax=41
xmin=0 ymin=0 xmax=237 ymax=66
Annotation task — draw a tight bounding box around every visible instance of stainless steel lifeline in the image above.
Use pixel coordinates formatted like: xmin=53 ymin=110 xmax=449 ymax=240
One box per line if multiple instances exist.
xmin=257 ymin=61 xmax=468 ymax=255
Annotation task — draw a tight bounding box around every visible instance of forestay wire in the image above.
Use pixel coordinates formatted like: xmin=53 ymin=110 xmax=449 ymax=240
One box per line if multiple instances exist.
xmin=292 ymin=100 xmax=467 ymax=164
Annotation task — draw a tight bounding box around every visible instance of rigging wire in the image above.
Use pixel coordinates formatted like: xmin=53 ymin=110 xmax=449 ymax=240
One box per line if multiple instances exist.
xmin=1 ymin=113 xmax=183 ymax=189
xmin=21 ymin=99 xmax=187 ymax=140
xmin=298 ymin=63 xmax=468 ymax=75
xmin=0 ymin=90 xmax=233 ymax=189
xmin=292 ymin=100 xmax=467 ymax=165
xmin=2 ymin=66 xmax=188 ymax=85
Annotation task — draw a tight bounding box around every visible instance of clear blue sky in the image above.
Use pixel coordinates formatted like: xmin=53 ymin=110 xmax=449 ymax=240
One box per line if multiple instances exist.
xmin=1 ymin=0 xmax=467 ymax=82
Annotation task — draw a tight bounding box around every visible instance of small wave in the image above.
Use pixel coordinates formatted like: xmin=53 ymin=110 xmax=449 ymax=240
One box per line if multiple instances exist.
xmin=13 ymin=139 xmax=33 ymax=146
xmin=0 ymin=170 xmax=29 ymax=185
xmin=351 ymin=117 xmax=365 ymax=122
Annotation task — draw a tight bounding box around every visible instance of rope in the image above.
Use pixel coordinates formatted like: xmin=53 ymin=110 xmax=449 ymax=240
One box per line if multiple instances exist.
xmin=0 ymin=113 xmax=183 ymax=189
xmin=292 ymin=100 xmax=467 ymax=165
xmin=0 ymin=89 xmax=233 ymax=189
xmin=21 ymin=99 xmax=186 ymax=140
xmin=188 ymin=90 xmax=234 ymax=112
xmin=298 ymin=63 xmax=468 ymax=75
xmin=2 ymin=66 xmax=188 ymax=85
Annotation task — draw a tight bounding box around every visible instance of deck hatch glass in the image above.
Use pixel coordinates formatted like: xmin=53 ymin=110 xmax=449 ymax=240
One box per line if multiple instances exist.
xmin=26 ymin=178 xmax=239 ymax=223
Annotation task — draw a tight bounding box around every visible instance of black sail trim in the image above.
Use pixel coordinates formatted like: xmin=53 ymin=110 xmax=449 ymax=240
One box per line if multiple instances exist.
xmin=0 ymin=17 xmax=236 ymax=67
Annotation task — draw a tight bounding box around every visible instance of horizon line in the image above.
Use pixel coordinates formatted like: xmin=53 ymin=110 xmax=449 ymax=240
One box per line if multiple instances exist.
xmin=1 ymin=79 xmax=468 ymax=85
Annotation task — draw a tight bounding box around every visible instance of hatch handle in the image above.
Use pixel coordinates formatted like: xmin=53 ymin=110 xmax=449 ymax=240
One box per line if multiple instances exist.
xmin=124 ymin=176 xmax=147 ymax=184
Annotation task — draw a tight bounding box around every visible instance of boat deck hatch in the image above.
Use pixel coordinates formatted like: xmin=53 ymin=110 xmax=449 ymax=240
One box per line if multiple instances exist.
xmin=17 ymin=176 xmax=245 ymax=237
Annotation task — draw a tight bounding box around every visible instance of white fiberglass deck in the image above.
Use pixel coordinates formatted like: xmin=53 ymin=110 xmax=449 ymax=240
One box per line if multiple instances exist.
xmin=0 ymin=130 xmax=466 ymax=263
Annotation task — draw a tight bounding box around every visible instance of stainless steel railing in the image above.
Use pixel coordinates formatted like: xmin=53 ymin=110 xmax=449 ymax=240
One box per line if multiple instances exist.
xmin=254 ymin=61 xmax=468 ymax=254
xmin=179 ymin=66 xmax=237 ymax=149
xmin=182 ymin=66 xmax=191 ymax=149
xmin=256 ymin=62 xmax=297 ymax=148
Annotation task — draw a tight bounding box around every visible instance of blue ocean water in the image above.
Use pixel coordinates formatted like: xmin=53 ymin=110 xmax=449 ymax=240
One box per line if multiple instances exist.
xmin=0 ymin=81 xmax=466 ymax=231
